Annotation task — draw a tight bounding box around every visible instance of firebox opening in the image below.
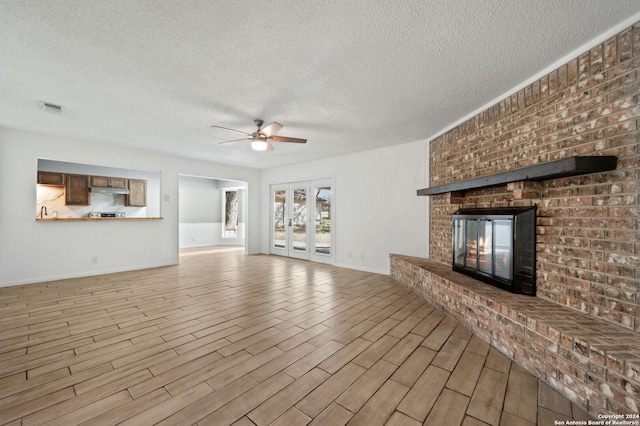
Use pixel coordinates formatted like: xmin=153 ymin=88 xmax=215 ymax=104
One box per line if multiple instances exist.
xmin=452 ymin=206 xmax=536 ymax=295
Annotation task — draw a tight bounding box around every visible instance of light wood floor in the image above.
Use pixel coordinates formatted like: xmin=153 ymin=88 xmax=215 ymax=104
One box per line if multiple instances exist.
xmin=0 ymin=247 xmax=593 ymax=425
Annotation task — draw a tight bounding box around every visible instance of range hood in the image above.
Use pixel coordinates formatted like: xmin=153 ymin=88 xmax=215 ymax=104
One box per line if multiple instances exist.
xmin=90 ymin=187 xmax=130 ymax=195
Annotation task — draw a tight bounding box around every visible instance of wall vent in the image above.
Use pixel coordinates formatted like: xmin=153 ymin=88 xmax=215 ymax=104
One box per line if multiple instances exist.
xmin=40 ymin=101 xmax=64 ymax=115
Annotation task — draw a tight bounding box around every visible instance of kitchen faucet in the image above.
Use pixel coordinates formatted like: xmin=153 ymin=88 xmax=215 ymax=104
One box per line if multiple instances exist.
xmin=40 ymin=205 xmax=47 ymax=218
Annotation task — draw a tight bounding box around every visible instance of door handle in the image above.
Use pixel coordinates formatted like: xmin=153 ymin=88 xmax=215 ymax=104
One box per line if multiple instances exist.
xmin=288 ymin=219 xmax=292 ymax=227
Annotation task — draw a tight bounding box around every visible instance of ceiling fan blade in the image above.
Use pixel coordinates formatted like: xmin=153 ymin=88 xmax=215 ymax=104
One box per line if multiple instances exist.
xmin=218 ymin=137 xmax=252 ymax=144
xmin=270 ymin=135 xmax=307 ymax=143
xmin=259 ymin=122 xmax=283 ymax=137
xmin=265 ymin=140 xmax=274 ymax=151
xmin=210 ymin=125 xmax=252 ymax=136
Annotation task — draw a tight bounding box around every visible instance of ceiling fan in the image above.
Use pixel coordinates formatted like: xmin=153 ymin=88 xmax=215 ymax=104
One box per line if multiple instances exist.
xmin=211 ymin=119 xmax=307 ymax=151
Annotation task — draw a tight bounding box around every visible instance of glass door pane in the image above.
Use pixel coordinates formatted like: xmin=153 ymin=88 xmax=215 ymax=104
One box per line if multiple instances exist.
xmin=478 ymin=219 xmax=493 ymax=275
xmin=273 ymin=189 xmax=286 ymax=250
xmin=465 ymin=219 xmax=478 ymax=269
xmin=453 ymin=218 xmax=465 ymax=267
xmin=494 ymin=219 xmax=513 ymax=280
xmin=291 ymin=188 xmax=307 ymax=253
xmin=314 ymin=186 xmax=331 ymax=256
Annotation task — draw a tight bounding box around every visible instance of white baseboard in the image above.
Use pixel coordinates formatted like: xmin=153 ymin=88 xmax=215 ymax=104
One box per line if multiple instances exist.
xmin=0 ymin=261 xmax=177 ymax=288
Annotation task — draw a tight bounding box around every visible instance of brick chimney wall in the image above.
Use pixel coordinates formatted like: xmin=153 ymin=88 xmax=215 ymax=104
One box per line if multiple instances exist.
xmin=428 ymin=23 xmax=639 ymax=332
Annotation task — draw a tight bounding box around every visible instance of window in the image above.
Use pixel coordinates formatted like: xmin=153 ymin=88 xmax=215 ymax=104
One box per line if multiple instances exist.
xmin=223 ymin=190 xmax=239 ymax=238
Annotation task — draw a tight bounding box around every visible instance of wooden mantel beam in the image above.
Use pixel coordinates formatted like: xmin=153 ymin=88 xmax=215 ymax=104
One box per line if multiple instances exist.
xmin=417 ymin=156 xmax=617 ymax=196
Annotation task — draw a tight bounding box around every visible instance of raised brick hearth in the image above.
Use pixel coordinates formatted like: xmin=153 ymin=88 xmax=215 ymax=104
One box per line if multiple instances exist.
xmin=392 ymin=21 xmax=640 ymax=417
xmin=390 ymin=254 xmax=639 ymax=416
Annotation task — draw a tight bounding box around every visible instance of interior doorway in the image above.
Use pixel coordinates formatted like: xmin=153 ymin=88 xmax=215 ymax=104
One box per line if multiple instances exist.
xmin=178 ymin=174 xmax=247 ymax=252
xmin=270 ymin=179 xmax=333 ymax=264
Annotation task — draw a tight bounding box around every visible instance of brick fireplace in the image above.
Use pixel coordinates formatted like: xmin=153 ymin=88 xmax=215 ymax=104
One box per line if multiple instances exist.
xmin=391 ymin=22 xmax=639 ymax=416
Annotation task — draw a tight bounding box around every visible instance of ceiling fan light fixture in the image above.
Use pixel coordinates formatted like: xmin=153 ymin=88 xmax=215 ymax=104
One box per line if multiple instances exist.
xmin=251 ymin=138 xmax=268 ymax=151
xmin=214 ymin=119 xmax=306 ymax=151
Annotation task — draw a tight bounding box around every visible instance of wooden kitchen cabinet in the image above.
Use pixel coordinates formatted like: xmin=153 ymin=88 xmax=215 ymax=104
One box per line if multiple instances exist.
xmin=38 ymin=171 xmax=65 ymax=185
xmin=90 ymin=176 xmax=128 ymax=189
xmin=126 ymin=179 xmax=147 ymax=206
xmin=90 ymin=176 xmax=109 ymax=187
xmin=65 ymin=174 xmax=90 ymax=205
xmin=110 ymin=177 xmax=128 ymax=189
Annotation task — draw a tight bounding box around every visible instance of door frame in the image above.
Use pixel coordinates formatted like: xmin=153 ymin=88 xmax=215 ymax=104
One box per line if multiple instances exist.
xmin=269 ymin=182 xmax=311 ymax=260
xmin=269 ymin=178 xmax=334 ymax=264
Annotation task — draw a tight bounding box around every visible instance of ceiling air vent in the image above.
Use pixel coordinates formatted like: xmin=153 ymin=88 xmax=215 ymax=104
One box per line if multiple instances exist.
xmin=40 ymin=101 xmax=64 ymax=115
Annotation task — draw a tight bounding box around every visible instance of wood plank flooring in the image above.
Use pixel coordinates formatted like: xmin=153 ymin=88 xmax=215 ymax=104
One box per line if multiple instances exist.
xmin=0 ymin=247 xmax=593 ymax=425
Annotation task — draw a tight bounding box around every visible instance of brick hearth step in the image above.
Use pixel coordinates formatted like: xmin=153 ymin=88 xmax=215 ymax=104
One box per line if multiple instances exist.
xmin=390 ymin=254 xmax=640 ymax=417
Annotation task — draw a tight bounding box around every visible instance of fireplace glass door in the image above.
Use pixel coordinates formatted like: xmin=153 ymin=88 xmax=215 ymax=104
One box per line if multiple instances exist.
xmin=455 ymin=218 xmax=511 ymax=278
xmin=453 ymin=207 xmax=536 ymax=295
xmin=493 ymin=220 xmax=513 ymax=280
xmin=477 ymin=219 xmax=493 ymax=276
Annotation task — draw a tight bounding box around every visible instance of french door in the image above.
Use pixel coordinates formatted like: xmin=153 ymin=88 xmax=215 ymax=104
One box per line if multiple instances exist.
xmin=270 ymin=180 xmax=333 ymax=263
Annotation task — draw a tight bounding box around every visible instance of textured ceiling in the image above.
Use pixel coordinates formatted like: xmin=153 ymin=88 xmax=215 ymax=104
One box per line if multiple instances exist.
xmin=1 ymin=1 xmax=639 ymax=169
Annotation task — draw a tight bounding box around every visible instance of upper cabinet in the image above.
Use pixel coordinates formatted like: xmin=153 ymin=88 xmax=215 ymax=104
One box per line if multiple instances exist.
xmin=39 ymin=171 xmax=147 ymax=206
xmin=65 ymin=174 xmax=90 ymax=205
xmin=38 ymin=171 xmax=65 ymax=185
xmin=37 ymin=159 xmax=161 ymax=218
xmin=126 ymin=179 xmax=147 ymax=207
xmin=90 ymin=176 xmax=128 ymax=189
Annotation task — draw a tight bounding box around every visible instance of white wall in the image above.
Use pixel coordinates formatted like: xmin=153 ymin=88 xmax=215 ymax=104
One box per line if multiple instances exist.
xmin=261 ymin=139 xmax=430 ymax=274
xmin=1 ymin=125 xmax=429 ymax=285
xmin=179 ymin=175 xmax=220 ymax=248
xmin=0 ymin=127 xmax=261 ymax=286
xmin=178 ymin=175 xmax=246 ymax=248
